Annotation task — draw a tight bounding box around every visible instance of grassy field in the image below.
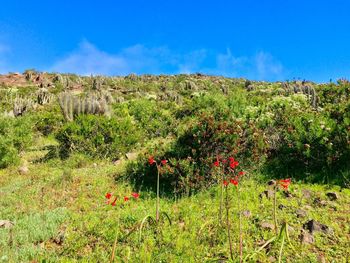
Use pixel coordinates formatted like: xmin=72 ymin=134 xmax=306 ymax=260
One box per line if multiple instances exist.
xmin=0 ymin=136 xmax=349 ymax=262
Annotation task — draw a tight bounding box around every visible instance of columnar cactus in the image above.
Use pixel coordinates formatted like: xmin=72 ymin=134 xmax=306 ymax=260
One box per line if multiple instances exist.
xmin=281 ymin=82 xmax=318 ymax=108
xmin=13 ymin=96 xmax=33 ymax=117
xmin=37 ymin=88 xmax=52 ymax=105
xmin=92 ymin=77 xmax=102 ymax=90
xmin=58 ymin=92 xmax=111 ymax=121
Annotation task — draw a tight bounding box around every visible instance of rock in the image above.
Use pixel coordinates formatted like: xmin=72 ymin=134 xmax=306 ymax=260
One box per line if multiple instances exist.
xmin=18 ymin=166 xmax=29 ymax=175
xmin=125 ymin=152 xmax=138 ymax=161
xmin=259 ymin=189 xmax=274 ymax=199
xmin=299 ymin=229 xmax=314 ymax=244
xmin=268 ymin=256 xmax=277 ymax=262
xmin=303 ymin=220 xmax=333 ymax=234
xmin=113 ymin=159 xmax=123 ymax=166
xmin=303 ymin=205 xmax=313 ymax=210
xmin=278 ymin=204 xmax=286 ymax=210
xmin=296 ymin=209 xmax=307 ymax=218
xmin=0 ymin=220 xmax=14 ymax=229
xmin=317 ymin=254 xmax=326 ymax=263
xmin=301 ymin=189 xmax=313 ymax=199
xmin=326 ymin=192 xmax=339 ymax=201
xmin=259 ymin=222 xmax=275 ymax=231
xmin=313 ymin=197 xmax=328 ymax=207
xmin=242 ymin=210 xmax=252 ymax=218
xmin=267 ymin=180 xmax=276 ymax=186
xmin=282 ymin=191 xmax=293 ymax=198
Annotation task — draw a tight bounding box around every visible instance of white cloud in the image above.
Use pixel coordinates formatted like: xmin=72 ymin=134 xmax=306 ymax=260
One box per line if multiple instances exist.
xmin=204 ymin=49 xmax=284 ymax=81
xmin=51 ymin=40 xmax=182 ymax=76
xmin=255 ymin=51 xmax=283 ymax=80
xmin=49 ymin=40 xmax=286 ymax=80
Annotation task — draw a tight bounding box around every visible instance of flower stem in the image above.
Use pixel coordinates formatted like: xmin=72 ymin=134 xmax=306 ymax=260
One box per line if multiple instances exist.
xmin=225 ymin=186 xmax=233 ymax=260
xmin=273 ymin=185 xmax=278 ymax=235
xmin=238 ymin=186 xmax=243 ymax=263
xmin=219 ymin=173 xmax=224 ymax=224
xmin=156 ymin=164 xmax=160 ymax=223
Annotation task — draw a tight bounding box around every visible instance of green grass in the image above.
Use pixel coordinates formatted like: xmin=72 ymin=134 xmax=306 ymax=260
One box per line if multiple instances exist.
xmin=1 ymin=157 xmax=349 ymax=262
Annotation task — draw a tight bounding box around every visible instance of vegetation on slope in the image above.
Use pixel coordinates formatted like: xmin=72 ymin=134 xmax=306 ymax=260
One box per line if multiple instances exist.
xmin=0 ymin=72 xmax=349 ymax=262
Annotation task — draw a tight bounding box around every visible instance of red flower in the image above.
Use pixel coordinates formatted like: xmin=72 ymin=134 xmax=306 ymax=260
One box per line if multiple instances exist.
xmin=105 ymin=192 xmax=112 ymax=199
xmin=161 ymin=159 xmax=167 ymax=165
xmin=230 ymin=179 xmax=239 ymax=186
xmin=223 ymin=180 xmax=229 ymax=186
xmin=228 ymin=157 xmax=234 ymax=162
xmin=229 ymin=160 xmax=239 ymax=169
xmin=213 ymin=157 xmax=220 ymax=167
xmin=238 ymin=171 xmax=245 ymax=176
xmin=148 ymin=157 xmax=156 ymax=165
xmin=131 ymin=192 xmax=140 ymax=199
xmin=124 ymin=196 xmax=129 ymax=202
xmin=111 ymin=197 xmax=117 ymax=206
xmin=278 ymin=178 xmax=291 ymax=190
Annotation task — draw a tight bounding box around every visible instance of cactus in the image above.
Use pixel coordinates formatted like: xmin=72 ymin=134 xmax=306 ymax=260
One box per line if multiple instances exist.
xmin=24 ymin=70 xmax=35 ymax=81
xmin=221 ymin=85 xmax=229 ymax=95
xmin=13 ymin=96 xmax=33 ymax=117
xmin=281 ymin=82 xmax=318 ymax=108
xmin=184 ymin=80 xmax=198 ymax=91
xmin=126 ymin=73 xmax=138 ymax=81
xmin=53 ymin=74 xmax=64 ymax=84
xmin=37 ymin=88 xmax=52 ymax=105
xmin=58 ymin=92 xmax=111 ymax=121
xmin=92 ymin=76 xmax=102 ymax=90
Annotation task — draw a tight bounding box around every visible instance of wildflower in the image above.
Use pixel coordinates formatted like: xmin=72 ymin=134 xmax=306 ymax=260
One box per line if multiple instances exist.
xmin=238 ymin=171 xmax=245 ymax=176
xmin=223 ymin=180 xmax=229 ymax=186
xmin=278 ymin=178 xmax=291 ymax=190
xmin=111 ymin=197 xmax=117 ymax=206
xmin=149 ymin=157 xmax=156 ymax=165
xmin=161 ymin=159 xmax=167 ymax=165
xmin=124 ymin=196 xmax=129 ymax=202
xmin=213 ymin=156 xmax=220 ymax=167
xmin=230 ymin=179 xmax=239 ymax=186
xmin=105 ymin=192 xmax=112 ymax=199
xmin=229 ymin=159 xmax=239 ymax=169
xmin=131 ymin=192 xmax=140 ymax=199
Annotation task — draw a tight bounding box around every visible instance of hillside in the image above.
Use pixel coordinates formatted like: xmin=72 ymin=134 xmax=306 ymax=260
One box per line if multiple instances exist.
xmin=0 ymin=71 xmax=349 ymax=262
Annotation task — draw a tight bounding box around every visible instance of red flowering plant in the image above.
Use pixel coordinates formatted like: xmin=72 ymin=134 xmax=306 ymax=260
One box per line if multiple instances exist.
xmin=105 ymin=191 xmax=140 ymax=262
xmin=104 ymin=191 xmax=140 ymax=207
xmin=270 ymin=178 xmax=292 ymax=235
xmin=246 ymin=178 xmax=294 ymax=262
xmin=212 ymin=154 xmax=245 ymax=262
xmin=138 ymin=156 xmax=172 ymax=242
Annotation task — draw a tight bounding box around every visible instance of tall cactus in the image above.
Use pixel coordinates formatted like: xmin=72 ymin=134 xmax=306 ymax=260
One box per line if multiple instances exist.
xmin=13 ymin=96 xmax=33 ymax=117
xmin=92 ymin=76 xmax=102 ymax=90
xmin=37 ymin=88 xmax=52 ymax=105
xmin=281 ymin=82 xmax=318 ymax=108
xmin=58 ymin=92 xmax=111 ymax=121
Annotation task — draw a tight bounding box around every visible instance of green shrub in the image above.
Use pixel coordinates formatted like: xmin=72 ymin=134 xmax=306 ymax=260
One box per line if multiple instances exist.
xmin=56 ymin=115 xmax=142 ymax=160
xmin=127 ymin=99 xmax=177 ymax=137
xmin=33 ymin=107 xmax=64 ymax=136
xmin=0 ymin=117 xmax=33 ymax=168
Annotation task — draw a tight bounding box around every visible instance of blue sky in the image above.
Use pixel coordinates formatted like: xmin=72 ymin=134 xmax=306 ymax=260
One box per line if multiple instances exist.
xmin=0 ymin=0 xmax=349 ymax=82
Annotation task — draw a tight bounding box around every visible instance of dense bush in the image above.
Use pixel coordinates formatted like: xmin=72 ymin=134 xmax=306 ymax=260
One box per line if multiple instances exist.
xmin=33 ymin=108 xmax=64 ymax=136
xmin=0 ymin=117 xmax=33 ymax=168
xmin=56 ymin=115 xmax=142 ymax=160
xmin=126 ymin=99 xmax=177 ymax=137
